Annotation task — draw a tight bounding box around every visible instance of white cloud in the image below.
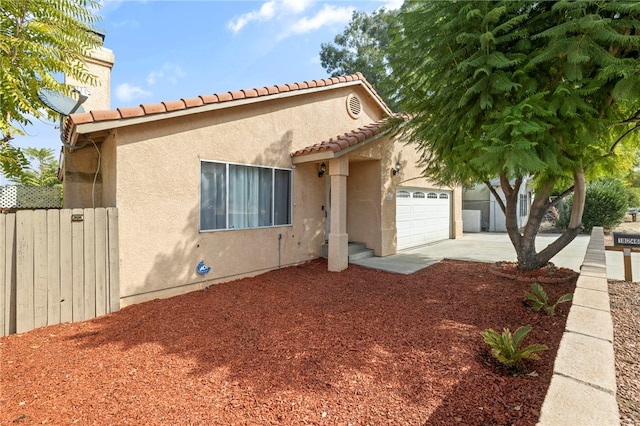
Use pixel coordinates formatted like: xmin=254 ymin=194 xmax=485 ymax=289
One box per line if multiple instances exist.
xmin=115 ymin=83 xmax=151 ymax=103
xmin=146 ymin=63 xmax=186 ymax=86
xmin=227 ymin=0 xmax=315 ymax=33
xmin=228 ymin=1 xmax=278 ymax=33
xmin=281 ymin=0 xmax=314 ymax=14
xmin=288 ymin=4 xmax=354 ymax=35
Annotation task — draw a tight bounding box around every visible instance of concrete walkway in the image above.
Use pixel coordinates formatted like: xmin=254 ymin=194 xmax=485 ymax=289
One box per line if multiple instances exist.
xmin=352 ymin=231 xmax=634 ymax=279
xmin=352 ymin=232 xmax=591 ymax=274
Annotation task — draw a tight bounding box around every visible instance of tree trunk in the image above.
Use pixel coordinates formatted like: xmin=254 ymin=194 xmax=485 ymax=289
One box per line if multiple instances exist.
xmin=495 ymin=171 xmax=586 ymax=271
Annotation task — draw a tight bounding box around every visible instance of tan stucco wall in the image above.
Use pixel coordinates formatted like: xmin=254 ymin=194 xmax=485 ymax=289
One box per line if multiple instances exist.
xmin=66 ymin=82 xmax=463 ymax=306
xmin=343 ymin=134 xmax=463 ymax=257
xmin=112 ymin=85 xmax=384 ymax=305
xmin=62 ymin=144 xmax=102 ymax=208
xmin=64 ymin=46 xmax=114 ymax=111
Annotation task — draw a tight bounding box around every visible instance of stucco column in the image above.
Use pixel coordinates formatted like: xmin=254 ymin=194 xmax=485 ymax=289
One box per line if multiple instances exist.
xmin=328 ymin=156 xmax=349 ymax=272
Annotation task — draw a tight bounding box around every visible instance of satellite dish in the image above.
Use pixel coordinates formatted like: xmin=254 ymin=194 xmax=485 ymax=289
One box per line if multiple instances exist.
xmin=38 ymin=87 xmax=90 ymax=116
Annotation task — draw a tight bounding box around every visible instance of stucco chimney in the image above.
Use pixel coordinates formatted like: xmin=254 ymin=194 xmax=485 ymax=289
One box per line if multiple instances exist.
xmin=65 ymin=35 xmax=114 ymax=111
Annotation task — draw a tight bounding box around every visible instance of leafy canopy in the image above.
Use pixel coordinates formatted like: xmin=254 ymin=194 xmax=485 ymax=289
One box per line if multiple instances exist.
xmin=0 ymin=0 xmax=102 ymax=176
xmin=320 ymin=8 xmax=399 ymax=109
xmin=389 ymin=1 xmax=640 ymax=189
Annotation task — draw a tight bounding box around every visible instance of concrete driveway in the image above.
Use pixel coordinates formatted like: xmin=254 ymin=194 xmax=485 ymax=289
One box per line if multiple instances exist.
xmin=351 ymin=232 xmax=634 ymax=280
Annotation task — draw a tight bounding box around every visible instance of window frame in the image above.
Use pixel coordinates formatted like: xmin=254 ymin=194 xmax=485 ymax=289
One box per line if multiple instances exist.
xmin=199 ymin=160 xmax=293 ymax=232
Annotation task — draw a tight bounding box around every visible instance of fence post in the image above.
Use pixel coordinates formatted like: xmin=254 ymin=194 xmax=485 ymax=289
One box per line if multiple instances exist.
xmin=16 ymin=211 xmax=34 ymax=333
xmin=107 ymin=208 xmax=120 ymax=313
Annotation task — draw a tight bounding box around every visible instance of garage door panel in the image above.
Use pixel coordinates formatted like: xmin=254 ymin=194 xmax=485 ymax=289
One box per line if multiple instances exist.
xmin=397 ymin=188 xmax=451 ymax=250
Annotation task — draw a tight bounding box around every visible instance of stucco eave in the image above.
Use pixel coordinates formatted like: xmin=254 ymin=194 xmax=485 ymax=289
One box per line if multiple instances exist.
xmin=292 ymin=130 xmax=390 ymax=165
xmin=291 ymin=151 xmax=337 ymax=164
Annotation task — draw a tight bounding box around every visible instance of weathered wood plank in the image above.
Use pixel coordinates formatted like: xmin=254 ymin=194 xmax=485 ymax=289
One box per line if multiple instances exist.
xmin=94 ymin=208 xmax=107 ymax=317
xmin=107 ymin=208 xmax=120 ymax=313
xmin=47 ymin=210 xmax=61 ymax=325
xmin=3 ymin=213 xmax=17 ymax=336
xmin=83 ymin=208 xmax=96 ymax=319
xmin=59 ymin=209 xmax=73 ymax=323
xmin=71 ymin=208 xmax=85 ymax=322
xmin=33 ymin=210 xmax=48 ymax=328
xmin=16 ymin=211 xmax=34 ymax=333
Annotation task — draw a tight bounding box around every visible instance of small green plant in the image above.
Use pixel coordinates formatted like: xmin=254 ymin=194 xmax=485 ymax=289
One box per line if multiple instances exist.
xmin=525 ymin=283 xmax=573 ymax=316
xmin=481 ymin=325 xmax=548 ymax=372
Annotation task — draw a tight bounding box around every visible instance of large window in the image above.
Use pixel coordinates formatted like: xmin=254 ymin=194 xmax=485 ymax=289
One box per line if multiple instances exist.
xmin=200 ymin=161 xmax=292 ymax=231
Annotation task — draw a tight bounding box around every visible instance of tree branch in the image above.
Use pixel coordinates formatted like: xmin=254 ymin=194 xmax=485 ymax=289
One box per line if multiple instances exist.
xmin=549 ymin=185 xmax=575 ymax=209
xmin=606 ymin=124 xmax=640 ymax=156
xmin=484 ymin=179 xmax=506 ymax=214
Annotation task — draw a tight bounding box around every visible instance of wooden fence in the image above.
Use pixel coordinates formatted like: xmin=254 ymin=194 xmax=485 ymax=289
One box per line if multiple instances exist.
xmin=1 ymin=208 xmax=119 ymax=337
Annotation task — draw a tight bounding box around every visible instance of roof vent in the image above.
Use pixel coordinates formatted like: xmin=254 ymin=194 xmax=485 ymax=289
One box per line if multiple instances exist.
xmin=346 ymin=93 xmax=362 ymax=119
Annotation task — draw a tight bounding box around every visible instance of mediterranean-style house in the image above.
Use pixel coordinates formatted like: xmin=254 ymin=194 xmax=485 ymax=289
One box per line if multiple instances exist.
xmin=59 ymin=46 xmax=463 ymax=307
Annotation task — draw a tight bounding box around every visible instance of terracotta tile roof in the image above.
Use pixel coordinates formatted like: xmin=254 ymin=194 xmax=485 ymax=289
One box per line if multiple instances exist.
xmin=63 ymin=73 xmax=391 ymax=144
xmin=291 ymin=116 xmax=399 ymax=158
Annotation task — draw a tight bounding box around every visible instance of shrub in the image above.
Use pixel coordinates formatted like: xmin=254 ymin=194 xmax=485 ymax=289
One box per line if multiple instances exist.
xmin=481 ymin=325 xmax=548 ymax=372
xmin=557 ymin=178 xmax=629 ymax=232
xmin=525 ymin=283 xmax=573 ymax=316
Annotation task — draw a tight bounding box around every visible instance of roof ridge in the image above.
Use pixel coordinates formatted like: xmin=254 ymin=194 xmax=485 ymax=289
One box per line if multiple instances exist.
xmin=64 ymin=72 xmax=390 ymax=144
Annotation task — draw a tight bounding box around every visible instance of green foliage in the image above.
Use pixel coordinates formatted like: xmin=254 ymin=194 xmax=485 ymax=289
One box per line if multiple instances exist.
xmin=525 ymin=283 xmax=573 ymax=316
xmin=481 ymin=325 xmax=549 ymax=372
xmin=558 ymin=178 xmax=630 ymax=232
xmin=387 ymin=1 xmax=640 ymax=269
xmin=628 ymin=188 xmax=640 ymax=208
xmin=0 ymin=0 xmax=103 ymax=176
xmin=8 ymin=147 xmax=61 ymax=188
xmin=320 ymin=8 xmax=399 ymax=109
xmin=0 ymin=140 xmax=28 ymax=178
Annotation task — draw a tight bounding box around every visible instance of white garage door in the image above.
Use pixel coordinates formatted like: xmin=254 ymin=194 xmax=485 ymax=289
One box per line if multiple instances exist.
xmin=396 ymin=188 xmax=451 ymax=250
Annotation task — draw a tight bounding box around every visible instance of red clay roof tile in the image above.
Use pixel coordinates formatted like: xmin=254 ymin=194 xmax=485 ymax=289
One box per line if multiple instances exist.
xmin=71 ymin=112 xmax=95 ymax=124
xmin=291 ymin=116 xmax=400 ymax=158
xmin=182 ymin=97 xmax=204 ymax=108
xmin=229 ymin=91 xmax=245 ymax=100
xmin=141 ymin=103 xmax=166 ymax=114
xmin=217 ymin=92 xmax=233 ymax=102
xmin=200 ymin=94 xmax=218 ymax=104
xmin=118 ymin=106 xmax=145 ymax=118
xmin=64 ymin=73 xmax=392 ymax=144
xmin=162 ymin=100 xmax=186 ymax=112
xmin=243 ymin=89 xmax=259 ymax=98
xmin=90 ymin=110 xmax=120 ymax=121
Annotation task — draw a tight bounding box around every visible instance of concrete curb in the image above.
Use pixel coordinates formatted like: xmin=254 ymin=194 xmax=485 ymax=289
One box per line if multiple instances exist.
xmin=537 ymin=227 xmax=620 ymax=425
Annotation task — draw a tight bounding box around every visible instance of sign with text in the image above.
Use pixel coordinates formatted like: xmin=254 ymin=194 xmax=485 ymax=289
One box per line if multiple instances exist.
xmin=613 ymin=232 xmax=640 ymax=247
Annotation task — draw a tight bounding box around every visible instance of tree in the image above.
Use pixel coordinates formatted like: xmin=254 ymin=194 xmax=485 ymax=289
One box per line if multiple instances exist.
xmin=8 ymin=147 xmax=61 ymax=188
xmin=0 ymin=0 xmax=102 ymax=177
xmin=389 ymin=1 xmax=640 ymax=270
xmin=320 ymin=8 xmax=399 ymax=109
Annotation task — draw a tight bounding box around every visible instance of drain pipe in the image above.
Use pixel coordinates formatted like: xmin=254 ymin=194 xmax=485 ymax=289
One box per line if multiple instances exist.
xmin=278 ymin=233 xmax=282 ymax=268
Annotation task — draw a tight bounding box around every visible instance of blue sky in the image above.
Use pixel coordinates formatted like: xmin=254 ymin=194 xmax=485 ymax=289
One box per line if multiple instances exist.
xmin=3 ymin=0 xmax=401 ymax=184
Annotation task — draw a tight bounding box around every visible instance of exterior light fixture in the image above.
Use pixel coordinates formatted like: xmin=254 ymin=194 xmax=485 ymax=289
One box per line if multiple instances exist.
xmin=392 ymin=161 xmax=402 ymax=176
xmin=318 ymin=162 xmax=327 ymax=177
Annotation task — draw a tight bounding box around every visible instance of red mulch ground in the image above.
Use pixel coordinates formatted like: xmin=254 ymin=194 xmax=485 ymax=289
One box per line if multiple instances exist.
xmin=0 ymin=259 xmax=575 ymax=425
